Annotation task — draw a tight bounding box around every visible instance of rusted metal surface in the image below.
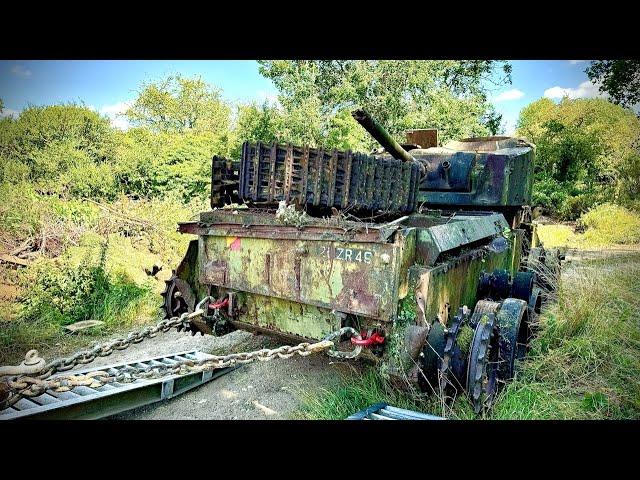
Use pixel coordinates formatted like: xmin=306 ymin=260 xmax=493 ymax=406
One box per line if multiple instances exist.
xmin=180 ymin=210 xmax=404 ymax=243
xmin=405 ymin=129 xmax=438 ymax=149
xmin=175 ymin=209 xmax=520 ymax=340
xmin=238 ymin=141 xmax=420 ymax=214
xmin=410 ymin=244 xmax=515 ymax=328
xmin=196 ymin=231 xmax=408 ymax=321
xmin=412 ymin=212 xmax=509 ymax=266
xmin=413 ymin=136 xmax=535 ymax=208
xmin=210 ymin=156 xmax=240 ymax=208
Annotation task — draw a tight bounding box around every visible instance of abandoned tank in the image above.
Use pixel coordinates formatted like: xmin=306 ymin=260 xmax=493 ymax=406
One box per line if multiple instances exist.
xmin=162 ymin=109 xmax=562 ymax=413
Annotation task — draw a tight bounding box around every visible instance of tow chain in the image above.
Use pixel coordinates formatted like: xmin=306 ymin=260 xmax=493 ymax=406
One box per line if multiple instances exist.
xmin=0 ymin=297 xmax=362 ymax=411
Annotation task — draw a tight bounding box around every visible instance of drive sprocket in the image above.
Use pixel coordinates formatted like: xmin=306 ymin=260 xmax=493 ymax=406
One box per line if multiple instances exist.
xmin=439 ymin=307 xmax=470 ymax=397
xmin=466 ymin=312 xmax=500 ymax=414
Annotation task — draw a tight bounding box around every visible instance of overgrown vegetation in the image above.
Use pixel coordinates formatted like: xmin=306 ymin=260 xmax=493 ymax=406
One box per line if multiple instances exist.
xmin=298 ymin=253 xmax=640 ymax=419
xmin=1 ymin=63 xmax=639 ymax=421
xmin=537 ymin=203 xmax=640 ymax=249
xmin=517 ymin=97 xmax=640 ymax=219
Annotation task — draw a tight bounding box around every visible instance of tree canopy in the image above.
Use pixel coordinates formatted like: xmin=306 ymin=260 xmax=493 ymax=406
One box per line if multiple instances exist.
xmin=257 ymin=60 xmax=512 ymax=150
xmin=2 ymin=68 xmax=638 ymax=220
xmin=586 ymin=60 xmax=640 ymax=109
xmin=517 ymin=97 xmax=640 ymax=218
xmin=125 ymin=75 xmax=231 ymax=136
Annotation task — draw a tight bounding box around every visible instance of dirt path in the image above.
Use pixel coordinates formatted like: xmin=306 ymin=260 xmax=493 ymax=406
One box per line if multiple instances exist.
xmin=79 ymin=328 xmax=361 ymax=420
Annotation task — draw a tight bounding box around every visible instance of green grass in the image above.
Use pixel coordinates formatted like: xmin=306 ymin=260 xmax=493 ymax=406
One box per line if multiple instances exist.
xmin=297 ymin=252 xmax=640 ymax=420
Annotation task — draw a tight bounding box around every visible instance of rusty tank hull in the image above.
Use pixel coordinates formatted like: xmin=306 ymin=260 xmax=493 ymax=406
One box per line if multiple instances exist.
xmin=174 ymin=209 xmax=517 ymax=338
xmin=163 ymin=109 xmax=561 ymax=413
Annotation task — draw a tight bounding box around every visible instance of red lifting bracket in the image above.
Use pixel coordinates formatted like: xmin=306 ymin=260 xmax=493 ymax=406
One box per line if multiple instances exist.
xmin=351 ymin=331 xmax=385 ymax=347
xmin=208 ymin=298 xmax=229 ymax=310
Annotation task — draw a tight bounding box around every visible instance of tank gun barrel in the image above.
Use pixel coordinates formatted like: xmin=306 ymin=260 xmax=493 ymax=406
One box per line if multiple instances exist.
xmin=352 ymin=108 xmax=417 ymax=164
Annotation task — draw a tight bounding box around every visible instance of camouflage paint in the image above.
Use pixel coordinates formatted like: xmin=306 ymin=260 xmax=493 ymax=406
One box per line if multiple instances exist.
xmin=197 ymin=233 xmax=407 ymax=321
xmin=179 ymin=210 xmax=523 ymax=342
xmin=410 ymin=243 xmax=517 ymax=327
xmin=415 ymin=146 xmax=535 ymax=208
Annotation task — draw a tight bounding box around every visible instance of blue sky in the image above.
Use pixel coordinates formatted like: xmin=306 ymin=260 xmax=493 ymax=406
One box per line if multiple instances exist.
xmin=0 ymin=60 xmax=600 ymax=135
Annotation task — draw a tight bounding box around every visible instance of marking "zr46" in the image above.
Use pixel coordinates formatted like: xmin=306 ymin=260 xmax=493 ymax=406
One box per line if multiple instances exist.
xmin=319 ymin=246 xmax=374 ymax=264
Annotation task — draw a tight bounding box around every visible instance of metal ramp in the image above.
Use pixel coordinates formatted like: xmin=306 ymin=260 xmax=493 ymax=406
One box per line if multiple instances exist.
xmin=346 ymin=403 xmax=445 ymax=420
xmin=1 ymin=350 xmax=237 ymax=420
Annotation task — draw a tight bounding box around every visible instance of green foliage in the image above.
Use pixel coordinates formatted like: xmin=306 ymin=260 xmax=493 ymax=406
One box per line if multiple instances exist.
xmin=19 ymin=234 xmax=155 ymax=326
xmin=579 ymin=203 xmax=640 ymax=245
xmin=492 ymin=254 xmax=640 ymax=419
xmin=537 ymin=204 xmax=640 ymax=249
xmin=258 ymin=60 xmax=512 ymax=150
xmin=227 ymin=102 xmax=284 ymax=158
xmin=586 ymin=60 xmax=640 ymax=108
xmin=0 ymin=104 xmax=119 ymax=200
xmin=126 ymin=74 xmax=231 ymax=135
xmin=518 ymin=97 xmax=640 ymax=218
xmin=112 ymin=128 xmax=224 ymax=202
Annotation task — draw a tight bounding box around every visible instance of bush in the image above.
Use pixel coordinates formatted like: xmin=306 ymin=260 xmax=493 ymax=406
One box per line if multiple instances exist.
xmin=579 ymin=203 xmax=640 ymax=245
xmin=19 ymin=236 xmax=156 ymax=327
xmin=532 ymin=177 xmax=604 ymax=220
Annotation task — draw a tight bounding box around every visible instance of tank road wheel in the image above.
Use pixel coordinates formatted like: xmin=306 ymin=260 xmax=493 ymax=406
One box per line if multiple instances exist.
xmin=470 ymin=300 xmax=500 ymax=328
xmin=466 ymin=313 xmax=500 ymax=414
xmin=511 ymin=271 xmax=535 ymax=302
xmin=439 ymin=307 xmax=471 ymax=397
xmin=495 ymin=298 xmax=531 ymax=382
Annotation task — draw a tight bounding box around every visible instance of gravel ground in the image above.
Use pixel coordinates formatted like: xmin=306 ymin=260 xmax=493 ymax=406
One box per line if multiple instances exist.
xmin=73 ymin=328 xmax=361 ymax=420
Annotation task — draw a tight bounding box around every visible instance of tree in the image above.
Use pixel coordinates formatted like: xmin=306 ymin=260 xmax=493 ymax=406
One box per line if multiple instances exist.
xmin=126 ymin=75 xmax=231 ymax=135
xmin=517 ymin=97 xmax=640 ymax=218
xmin=586 ymin=60 xmax=640 ymax=109
xmin=258 ymin=60 xmax=511 ymax=150
xmin=0 ymin=104 xmax=119 ymax=198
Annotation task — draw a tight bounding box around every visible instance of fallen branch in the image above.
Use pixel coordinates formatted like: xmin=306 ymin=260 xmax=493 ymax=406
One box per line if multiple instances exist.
xmin=9 ymin=239 xmax=33 ymax=256
xmin=0 ymin=253 xmax=30 ymax=267
xmin=85 ymin=199 xmax=155 ymax=229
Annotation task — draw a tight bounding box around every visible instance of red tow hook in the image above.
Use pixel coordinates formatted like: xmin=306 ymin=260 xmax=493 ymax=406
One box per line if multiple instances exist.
xmin=208 ymin=298 xmax=229 ymax=310
xmin=351 ymin=331 xmax=385 ymax=347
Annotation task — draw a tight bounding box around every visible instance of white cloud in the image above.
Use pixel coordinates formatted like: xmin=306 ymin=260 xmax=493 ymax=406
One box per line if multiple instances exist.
xmin=543 ymin=80 xmax=605 ymax=100
xmin=0 ymin=108 xmax=19 ymax=119
xmin=100 ymin=101 xmax=132 ymax=130
xmin=10 ymin=64 xmax=32 ymax=78
xmin=568 ymin=60 xmax=587 ymax=65
xmin=492 ymin=89 xmax=525 ymax=102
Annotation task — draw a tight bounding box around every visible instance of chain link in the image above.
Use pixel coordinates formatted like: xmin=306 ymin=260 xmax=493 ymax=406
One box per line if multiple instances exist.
xmin=33 ymin=305 xmax=208 ymax=379
xmin=0 ymin=295 xmax=363 ymax=411
xmin=1 ymin=339 xmax=334 ymax=410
